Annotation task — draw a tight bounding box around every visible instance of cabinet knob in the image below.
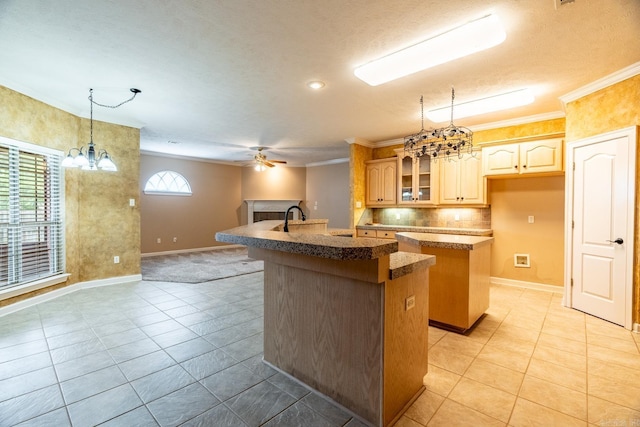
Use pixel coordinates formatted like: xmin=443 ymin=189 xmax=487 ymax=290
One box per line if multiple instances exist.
xmin=514 ymin=165 xmax=518 ymax=169
xmin=461 ymin=197 xmax=464 ymax=200
xmin=523 ymin=165 xmax=527 ymax=168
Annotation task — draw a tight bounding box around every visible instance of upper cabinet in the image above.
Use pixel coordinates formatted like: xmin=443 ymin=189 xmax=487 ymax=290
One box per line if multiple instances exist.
xmin=482 ymin=138 xmax=564 ymax=177
xmin=439 ymin=151 xmax=486 ymax=205
xmin=395 ymin=149 xmax=439 ymax=205
xmin=365 ymin=158 xmax=397 ymax=206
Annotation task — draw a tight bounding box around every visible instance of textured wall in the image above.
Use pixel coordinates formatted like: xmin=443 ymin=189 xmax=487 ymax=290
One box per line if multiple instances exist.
xmin=140 ymin=154 xmax=242 ymax=253
xmin=564 ymin=74 xmax=640 ymax=324
xmin=349 ymin=141 xmax=373 ymax=228
xmin=0 ymin=86 xmax=141 ymax=305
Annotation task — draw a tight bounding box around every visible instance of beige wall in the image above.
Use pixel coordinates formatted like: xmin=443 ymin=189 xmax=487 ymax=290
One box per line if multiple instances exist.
xmin=306 ymin=162 xmax=350 ymax=229
xmin=241 ymin=165 xmax=306 ymax=223
xmin=563 ymin=74 xmax=640 ymax=324
xmin=140 ymin=154 xmax=242 ymax=253
xmin=0 ymin=86 xmax=140 ymax=306
xmin=488 ymin=176 xmax=565 ymax=286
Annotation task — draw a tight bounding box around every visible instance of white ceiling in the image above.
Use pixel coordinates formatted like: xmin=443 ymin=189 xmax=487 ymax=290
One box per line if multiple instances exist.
xmin=1 ymin=0 xmax=639 ymax=166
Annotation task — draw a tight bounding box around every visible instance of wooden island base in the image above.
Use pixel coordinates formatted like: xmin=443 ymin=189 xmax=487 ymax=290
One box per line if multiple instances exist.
xmin=250 ymin=247 xmax=431 ymax=426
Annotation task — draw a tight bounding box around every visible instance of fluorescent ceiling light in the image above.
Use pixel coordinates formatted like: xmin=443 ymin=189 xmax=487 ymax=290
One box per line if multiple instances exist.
xmin=426 ymin=88 xmax=535 ymax=122
xmin=354 ymin=14 xmax=506 ymax=86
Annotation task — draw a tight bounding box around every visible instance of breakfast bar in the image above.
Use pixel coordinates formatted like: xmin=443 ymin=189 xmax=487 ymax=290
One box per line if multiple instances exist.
xmin=216 ymin=221 xmax=435 ymax=427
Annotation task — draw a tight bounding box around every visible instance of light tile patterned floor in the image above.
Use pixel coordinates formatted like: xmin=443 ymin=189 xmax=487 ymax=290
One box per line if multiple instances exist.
xmin=0 ymin=275 xmax=639 ymax=426
xmin=400 ymin=285 xmax=640 ymax=427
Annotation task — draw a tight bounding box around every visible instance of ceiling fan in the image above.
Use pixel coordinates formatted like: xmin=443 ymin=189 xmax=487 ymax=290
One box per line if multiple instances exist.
xmin=252 ymin=146 xmax=287 ymax=169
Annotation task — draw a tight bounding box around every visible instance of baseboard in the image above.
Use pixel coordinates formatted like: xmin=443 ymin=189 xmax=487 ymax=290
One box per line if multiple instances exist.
xmin=0 ymin=274 xmax=142 ymax=318
xmin=633 ymin=323 xmax=640 ymax=334
xmin=490 ymin=276 xmax=564 ymax=294
xmin=141 ymin=244 xmax=244 ymax=258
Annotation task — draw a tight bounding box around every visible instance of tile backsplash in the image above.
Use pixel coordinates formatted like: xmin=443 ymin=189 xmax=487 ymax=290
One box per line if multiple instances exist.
xmin=362 ymin=207 xmax=491 ymax=229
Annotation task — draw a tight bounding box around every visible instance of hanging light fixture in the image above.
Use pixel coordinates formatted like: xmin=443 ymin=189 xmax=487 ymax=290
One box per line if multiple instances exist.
xmin=404 ymin=88 xmax=473 ymax=161
xmin=62 ymin=87 xmax=141 ymax=171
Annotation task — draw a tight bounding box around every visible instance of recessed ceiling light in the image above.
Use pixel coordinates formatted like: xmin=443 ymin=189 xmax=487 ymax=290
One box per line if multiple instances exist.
xmin=307 ymin=81 xmax=325 ymax=90
xmin=426 ymin=88 xmax=535 ymax=122
xmin=354 ymin=14 xmax=506 ymax=86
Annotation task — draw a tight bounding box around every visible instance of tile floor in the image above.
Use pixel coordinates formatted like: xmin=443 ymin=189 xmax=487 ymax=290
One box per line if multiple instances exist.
xmin=0 ymin=273 xmax=638 ymax=426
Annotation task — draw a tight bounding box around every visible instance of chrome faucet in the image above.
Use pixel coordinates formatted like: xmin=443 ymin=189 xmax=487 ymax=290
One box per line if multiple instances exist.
xmin=283 ymin=205 xmax=306 ymax=232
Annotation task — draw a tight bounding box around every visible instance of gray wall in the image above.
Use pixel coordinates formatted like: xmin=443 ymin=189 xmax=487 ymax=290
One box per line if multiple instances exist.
xmin=306 ymin=161 xmax=350 ymax=229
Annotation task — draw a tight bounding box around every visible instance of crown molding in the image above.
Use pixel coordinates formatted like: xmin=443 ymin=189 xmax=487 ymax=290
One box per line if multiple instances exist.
xmin=306 ymin=158 xmax=349 ymax=167
xmin=559 ymin=61 xmax=640 ymax=104
xmin=469 ymin=111 xmax=566 ymax=131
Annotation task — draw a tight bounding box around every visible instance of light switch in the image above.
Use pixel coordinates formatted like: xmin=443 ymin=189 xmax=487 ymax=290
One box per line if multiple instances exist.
xmin=528 ymin=215 xmax=534 ymax=224
xmin=129 ymin=198 xmax=135 ymax=207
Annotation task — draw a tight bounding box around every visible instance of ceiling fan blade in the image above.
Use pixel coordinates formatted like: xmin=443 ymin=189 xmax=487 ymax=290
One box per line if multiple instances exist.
xmin=263 ymin=160 xmax=276 ymax=167
xmin=271 ymin=160 xmax=287 ymax=164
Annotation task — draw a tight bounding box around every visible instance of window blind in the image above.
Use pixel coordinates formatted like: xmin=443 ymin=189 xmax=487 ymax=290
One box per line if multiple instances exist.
xmin=0 ymin=140 xmax=64 ymax=290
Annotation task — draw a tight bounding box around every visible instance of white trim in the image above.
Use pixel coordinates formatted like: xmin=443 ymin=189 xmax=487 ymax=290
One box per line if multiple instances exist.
xmin=633 ymin=323 xmax=640 ymax=334
xmin=490 ymin=276 xmax=563 ymax=294
xmin=559 ymin=61 xmax=640 ymax=104
xmin=0 ymin=274 xmax=142 ymax=317
xmin=0 ymin=136 xmax=65 ymax=157
xmin=141 ymin=244 xmax=245 ymax=258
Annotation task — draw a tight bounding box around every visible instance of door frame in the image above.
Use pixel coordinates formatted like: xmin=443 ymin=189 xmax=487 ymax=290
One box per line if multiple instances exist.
xmin=564 ymin=126 xmax=637 ymax=329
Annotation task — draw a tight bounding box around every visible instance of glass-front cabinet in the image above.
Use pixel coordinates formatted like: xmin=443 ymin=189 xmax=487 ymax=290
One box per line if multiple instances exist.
xmin=395 ymin=149 xmax=439 ymax=205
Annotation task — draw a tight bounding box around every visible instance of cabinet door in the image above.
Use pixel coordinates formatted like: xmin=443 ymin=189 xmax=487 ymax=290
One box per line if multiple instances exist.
xmin=459 ymin=153 xmax=485 ymax=204
xmin=379 ymin=161 xmax=397 ymax=204
xmin=439 ymin=159 xmax=460 ymax=203
xmin=520 ymin=139 xmax=563 ymax=174
xmin=414 ymin=157 xmax=435 ymax=203
xmin=365 ymin=163 xmax=382 ymax=205
xmin=482 ymin=144 xmax=519 ymax=176
xmin=399 ymin=155 xmax=415 ymax=203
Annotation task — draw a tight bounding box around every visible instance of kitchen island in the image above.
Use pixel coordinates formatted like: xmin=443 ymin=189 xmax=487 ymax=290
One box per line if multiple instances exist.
xmin=216 ymin=221 xmax=435 ymax=426
xmin=396 ymin=232 xmax=494 ymax=333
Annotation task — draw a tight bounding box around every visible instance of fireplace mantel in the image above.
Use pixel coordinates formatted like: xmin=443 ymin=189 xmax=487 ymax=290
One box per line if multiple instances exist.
xmin=245 ymin=200 xmax=301 ymax=224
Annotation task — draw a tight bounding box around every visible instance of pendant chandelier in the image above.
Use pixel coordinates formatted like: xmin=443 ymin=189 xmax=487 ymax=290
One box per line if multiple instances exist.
xmin=404 ymin=88 xmax=473 ymax=161
xmin=62 ymin=87 xmax=141 ymax=171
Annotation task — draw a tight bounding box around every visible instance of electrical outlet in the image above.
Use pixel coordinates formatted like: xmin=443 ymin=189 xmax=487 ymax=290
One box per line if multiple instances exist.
xmin=129 ymin=198 xmax=135 ymax=207
xmin=114 ymin=256 xmax=120 ymax=264
xmin=528 ymin=215 xmax=534 ymax=224
xmin=156 ymin=238 xmax=161 ymax=244
xmin=173 ymin=237 xmax=177 ymax=243
xmin=455 ymin=214 xmax=460 ymax=221
xmin=405 ymin=295 xmax=416 ymax=311
xmin=355 ymin=201 xmax=362 ymax=209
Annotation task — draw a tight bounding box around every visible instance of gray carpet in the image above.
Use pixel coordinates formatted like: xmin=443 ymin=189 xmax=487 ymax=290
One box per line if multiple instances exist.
xmin=141 ymin=246 xmax=264 ymax=283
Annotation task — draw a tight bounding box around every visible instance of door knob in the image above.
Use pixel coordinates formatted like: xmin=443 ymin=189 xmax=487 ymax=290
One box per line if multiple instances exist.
xmin=607 ymin=238 xmax=624 ymax=245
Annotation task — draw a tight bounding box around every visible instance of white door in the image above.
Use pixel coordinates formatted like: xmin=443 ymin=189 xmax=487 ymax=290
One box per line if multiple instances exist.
xmin=565 ymin=127 xmax=636 ymax=328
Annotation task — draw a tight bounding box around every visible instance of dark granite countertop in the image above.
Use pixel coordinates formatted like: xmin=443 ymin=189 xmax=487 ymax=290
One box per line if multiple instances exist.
xmin=216 ymin=220 xmax=397 ymax=261
xmin=396 ymin=232 xmax=494 ymax=250
xmin=357 ymin=224 xmax=493 ymax=236
xmin=389 ymin=252 xmax=436 ymax=280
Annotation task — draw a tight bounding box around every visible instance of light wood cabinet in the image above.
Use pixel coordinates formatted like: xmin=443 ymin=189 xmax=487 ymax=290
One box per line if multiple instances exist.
xmin=395 ymin=149 xmax=439 ymax=205
xmin=439 ymin=151 xmax=486 ymax=204
xmin=365 ymin=158 xmax=397 ymax=206
xmin=482 ymin=138 xmax=564 ymax=177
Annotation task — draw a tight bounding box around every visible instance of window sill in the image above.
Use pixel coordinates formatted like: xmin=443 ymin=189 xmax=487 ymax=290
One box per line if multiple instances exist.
xmin=0 ymin=274 xmax=71 ymax=302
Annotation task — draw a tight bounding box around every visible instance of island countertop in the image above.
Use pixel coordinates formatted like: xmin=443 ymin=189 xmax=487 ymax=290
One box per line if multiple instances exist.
xmin=216 ymin=220 xmax=398 ymax=261
xmin=395 ymin=232 xmax=494 ymax=251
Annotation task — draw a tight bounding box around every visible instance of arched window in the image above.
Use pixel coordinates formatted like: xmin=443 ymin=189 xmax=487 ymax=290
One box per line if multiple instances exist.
xmin=144 ymin=170 xmax=192 ymax=196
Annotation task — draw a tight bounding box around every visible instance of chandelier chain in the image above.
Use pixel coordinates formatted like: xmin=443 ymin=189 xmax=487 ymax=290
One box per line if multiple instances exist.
xmin=89 ymin=88 xmax=141 ymax=109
